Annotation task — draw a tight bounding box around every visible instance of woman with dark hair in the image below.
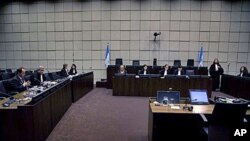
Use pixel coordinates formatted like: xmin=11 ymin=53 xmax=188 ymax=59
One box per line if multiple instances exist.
xmin=69 ymin=64 xmax=77 ymax=75
xmin=238 ymin=66 xmax=248 ymax=77
xmin=209 ymin=58 xmax=224 ymax=91
xmin=60 ymin=64 xmax=69 ymax=77
xmin=139 ymin=64 xmax=150 ymax=75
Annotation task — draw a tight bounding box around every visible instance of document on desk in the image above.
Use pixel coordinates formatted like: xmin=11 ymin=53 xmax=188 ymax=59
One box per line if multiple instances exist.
xmin=170 ymin=105 xmax=180 ymax=109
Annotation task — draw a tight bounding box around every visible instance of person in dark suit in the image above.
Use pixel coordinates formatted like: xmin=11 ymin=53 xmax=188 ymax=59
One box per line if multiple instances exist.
xmin=160 ymin=64 xmax=171 ymax=77
xmin=139 ymin=64 xmax=150 ymax=75
xmin=174 ymin=65 xmax=185 ymax=75
xmin=69 ymin=64 xmax=77 ymax=75
xmin=60 ymin=64 xmax=69 ymax=77
xmin=117 ymin=65 xmax=127 ymax=74
xmin=30 ymin=66 xmax=46 ymax=86
xmin=10 ymin=67 xmax=31 ymax=92
xmin=209 ymin=58 xmax=224 ymax=91
xmin=238 ymin=66 xmax=248 ymax=77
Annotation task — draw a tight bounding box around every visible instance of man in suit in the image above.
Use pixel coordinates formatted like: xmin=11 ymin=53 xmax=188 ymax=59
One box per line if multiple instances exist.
xmin=10 ymin=67 xmax=31 ymax=92
xmin=160 ymin=64 xmax=171 ymax=77
xmin=139 ymin=64 xmax=150 ymax=75
xmin=30 ymin=66 xmax=46 ymax=86
xmin=60 ymin=64 xmax=69 ymax=77
xmin=174 ymin=65 xmax=185 ymax=75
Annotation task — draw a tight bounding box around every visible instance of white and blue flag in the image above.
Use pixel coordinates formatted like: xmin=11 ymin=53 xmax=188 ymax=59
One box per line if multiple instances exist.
xmin=105 ymin=44 xmax=110 ymax=68
xmin=198 ymin=46 xmax=203 ymax=67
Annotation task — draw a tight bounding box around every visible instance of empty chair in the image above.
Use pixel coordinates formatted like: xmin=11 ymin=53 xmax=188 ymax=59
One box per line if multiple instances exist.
xmin=25 ymin=71 xmax=33 ymax=76
xmin=1 ymin=72 xmax=11 ymax=80
xmin=0 ymin=81 xmax=8 ymax=97
xmin=187 ymin=59 xmax=194 ymax=67
xmin=132 ymin=60 xmax=140 ymax=66
xmin=200 ymin=101 xmax=249 ymax=141
xmin=6 ymin=69 xmax=12 ymax=73
xmin=0 ymin=80 xmax=18 ymax=96
xmin=173 ymin=60 xmax=181 ymax=67
xmin=115 ymin=58 xmax=123 ymax=66
xmin=44 ymin=73 xmax=52 ymax=81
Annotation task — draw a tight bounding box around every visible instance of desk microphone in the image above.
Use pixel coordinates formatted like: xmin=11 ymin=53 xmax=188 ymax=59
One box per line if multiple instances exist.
xmin=183 ymin=98 xmax=193 ymax=111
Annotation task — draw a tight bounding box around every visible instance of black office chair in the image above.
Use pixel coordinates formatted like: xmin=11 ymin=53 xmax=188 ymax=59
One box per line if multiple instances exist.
xmin=25 ymin=71 xmax=33 ymax=76
xmin=0 ymin=80 xmax=18 ymax=97
xmin=115 ymin=58 xmax=123 ymax=66
xmin=173 ymin=60 xmax=181 ymax=67
xmin=1 ymin=72 xmax=11 ymax=80
xmin=44 ymin=73 xmax=52 ymax=81
xmin=0 ymin=81 xmax=8 ymax=97
xmin=200 ymin=101 xmax=249 ymax=141
xmin=6 ymin=69 xmax=12 ymax=73
xmin=187 ymin=59 xmax=194 ymax=67
xmin=132 ymin=60 xmax=140 ymax=66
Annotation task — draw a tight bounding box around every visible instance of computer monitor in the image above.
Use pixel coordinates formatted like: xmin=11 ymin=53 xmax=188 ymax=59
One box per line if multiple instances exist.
xmin=189 ymin=89 xmax=209 ymax=105
xmin=157 ymin=91 xmax=180 ymax=104
xmin=186 ymin=70 xmax=195 ymax=75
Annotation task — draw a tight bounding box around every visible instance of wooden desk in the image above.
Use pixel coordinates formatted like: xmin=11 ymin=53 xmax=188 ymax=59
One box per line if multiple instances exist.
xmin=0 ymin=79 xmax=72 ymax=141
xmin=107 ymin=65 xmax=208 ymax=89
xmin=112 ymin=75 xmax=212 ymax=97
xmin=148 ymin=99 xmax=250 ymax=141
xmin=221 ymin=74 xmax=250 ymax=100
xmin=71 ymin=72 xmax=94 ymax=102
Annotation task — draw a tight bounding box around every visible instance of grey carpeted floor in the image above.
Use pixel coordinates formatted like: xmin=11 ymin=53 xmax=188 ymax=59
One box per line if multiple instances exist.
xmin=46 ymin=88 xmax=232 ymax=141
xmin=46 ymin=88 xmax=149 ymax=141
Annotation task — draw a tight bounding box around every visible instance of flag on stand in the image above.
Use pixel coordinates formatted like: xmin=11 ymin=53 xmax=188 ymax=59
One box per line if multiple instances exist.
xmin=105 ymin=44 xmax=110 ymax=68
xmin=198 ymin=46 xmax=203 ymax=67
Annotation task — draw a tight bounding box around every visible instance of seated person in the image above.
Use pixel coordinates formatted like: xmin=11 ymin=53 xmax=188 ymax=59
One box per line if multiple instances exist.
xmin=60 ymin=64 xmax=69 ymax=77
xmin=117 ymin=65 xmax=127 ymax=74
xmin=69 ymin=64 xmax=77 ymax=75
xmin=10 ymin=67 xmax=31 ymax=92
xmin=238 ymin=66 xmax=248 ymax=77
xmin=174 ymin=65 xmax=185 ymax=75
xmin=139 ymin=64 xmax=150 ymax=75
xmin=160 ymin=64 xmax=171 ymax=77
xmin=30 ymin=66 xmax=46 ymax=86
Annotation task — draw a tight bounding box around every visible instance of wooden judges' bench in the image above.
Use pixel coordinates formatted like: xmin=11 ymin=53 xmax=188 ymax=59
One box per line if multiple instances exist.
xmin=107 ymin=65 xmax=208 ymax=89
xmin=112 ymin=75 xmax=212 ymax=98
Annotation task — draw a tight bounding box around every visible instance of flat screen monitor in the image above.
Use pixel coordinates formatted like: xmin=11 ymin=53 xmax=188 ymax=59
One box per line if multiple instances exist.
xmin=186 ymin=70 xmax=195 ymax=75
xmin=157 ymin=91 xmax=180 ymax=104
xmin=189 ymin=89 xmax=209 ymax=105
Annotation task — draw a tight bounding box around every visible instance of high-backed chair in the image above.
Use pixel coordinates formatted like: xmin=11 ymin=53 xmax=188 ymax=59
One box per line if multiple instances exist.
xmin=132 ymin=60 xmax=140 ymax=66
xmin=187 ymin=59 xmax=194 ymax=67
xmin=173 ymin=60 xmax=181 ymax=67
xmin=115 ymin=58 xmax=123 ymax=66
xmin=1 ymin=72 xmax=11 ymax=80
xmin=200 ymin=100 xmax=249 ymax=141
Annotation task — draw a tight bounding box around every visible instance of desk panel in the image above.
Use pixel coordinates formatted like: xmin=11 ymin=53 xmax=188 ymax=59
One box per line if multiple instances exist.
xmin=71 ymin=72 xmax=94 ymax=102
xmin=0 ymin=79 xmax=72 ymax=141
xmin=107 ymin=65 xmax=208 ymax=89
xmin=221 ymin=74 xmax=250 ymax=100
xmin=112 ymin=76 xmax=212 ymax=97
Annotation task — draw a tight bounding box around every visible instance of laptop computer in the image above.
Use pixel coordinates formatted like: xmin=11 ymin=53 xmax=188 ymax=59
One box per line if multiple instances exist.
xmin=189 ymin=89 xmax=209 ymax=105
xmin=157 ymin=91 xmax=180 ymax=104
